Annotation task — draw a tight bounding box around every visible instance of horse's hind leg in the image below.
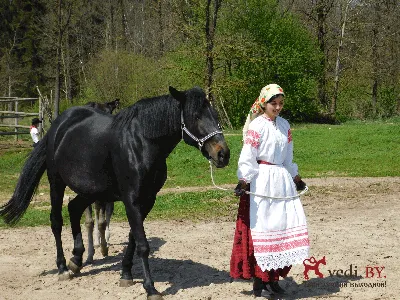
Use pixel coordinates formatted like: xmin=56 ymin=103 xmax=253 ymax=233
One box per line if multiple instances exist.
xmin=84 ymin=205 xmax=95 ymax=264
xmin=67 ymin=195 xmax=92 ymax=274
xmin=93 ymin=202 xmax=101 ymax=248
xmin=105 ymin=202 xmax=114 ymax=246
xmin=48 ymin=175 xmax=70 ymax=280
xmin=94 ymin=201 xmax=109 ymax=257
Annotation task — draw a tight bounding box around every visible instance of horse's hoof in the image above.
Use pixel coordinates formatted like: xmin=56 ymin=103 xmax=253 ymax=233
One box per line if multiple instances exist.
xmin=58 ymin=271 xmax=72 ymax=281
xmin=68 ymin=259 xmax=82 ymax=274
xmin=101 ymin=246 xmax=109 ymax=257
xmin=85 ymin=258 xmax=94 ymax=265
xmin=147 ymin=295 xmax=163 ymax=300
xmin=119 ymin=279 xmax=134 ymax=287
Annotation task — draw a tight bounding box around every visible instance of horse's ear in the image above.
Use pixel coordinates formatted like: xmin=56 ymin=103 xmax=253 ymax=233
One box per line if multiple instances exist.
xmin=169 ymin=86 xmax=186 ymax=105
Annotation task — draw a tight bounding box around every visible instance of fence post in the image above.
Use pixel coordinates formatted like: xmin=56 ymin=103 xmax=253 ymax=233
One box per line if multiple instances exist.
xmin=38 ymin=95 xmax=43 ymax=138
xmin=14 ymin=100 xmax=19 ymax=141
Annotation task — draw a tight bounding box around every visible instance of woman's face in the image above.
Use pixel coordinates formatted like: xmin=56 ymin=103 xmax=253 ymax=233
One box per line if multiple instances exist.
xmin=264 ymin=94 xmax=284 ymax=120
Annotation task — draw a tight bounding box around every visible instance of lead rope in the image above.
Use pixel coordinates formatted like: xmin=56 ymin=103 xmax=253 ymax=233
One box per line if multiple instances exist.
xmin=208 ymin=160 xmax=309 ymax=199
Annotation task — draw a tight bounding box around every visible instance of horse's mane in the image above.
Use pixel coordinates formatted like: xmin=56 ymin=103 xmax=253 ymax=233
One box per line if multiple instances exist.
xmin=111 ymin=94 xmax=181 ymax=139
xmin=111 ymin=87 xmax=206 ymax=139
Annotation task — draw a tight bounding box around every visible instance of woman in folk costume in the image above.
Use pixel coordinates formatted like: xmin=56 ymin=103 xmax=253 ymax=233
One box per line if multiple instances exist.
xmin=230 ymin=84 xmax=309 ymax=297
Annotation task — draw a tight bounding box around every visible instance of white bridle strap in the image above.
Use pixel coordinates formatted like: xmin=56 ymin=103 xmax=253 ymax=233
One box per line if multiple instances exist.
xmin=181 ymin=111 xmax=223 ymax=149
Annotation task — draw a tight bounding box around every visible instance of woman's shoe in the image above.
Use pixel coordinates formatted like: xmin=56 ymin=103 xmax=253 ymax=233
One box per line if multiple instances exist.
xmin=253 ymin=277 xmax=264 ymax=297
xmin=268 ymin=281 xmax=286 ymax=294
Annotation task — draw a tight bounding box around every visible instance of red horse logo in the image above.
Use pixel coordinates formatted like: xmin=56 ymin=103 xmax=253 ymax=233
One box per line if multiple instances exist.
xmin=303 ymin=256 xmax=326 ymax=280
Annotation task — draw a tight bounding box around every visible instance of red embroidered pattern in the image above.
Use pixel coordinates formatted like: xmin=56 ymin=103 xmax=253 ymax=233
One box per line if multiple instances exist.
xmin=252 ymin=231 xmax=309 ymax=243
xmin=244 ymin=129 xmax=261 ymax=148
xmin=288 ymin=129 xmax=292 ymax=143
xmin=254 ymin=238 xmax=310 ymax=253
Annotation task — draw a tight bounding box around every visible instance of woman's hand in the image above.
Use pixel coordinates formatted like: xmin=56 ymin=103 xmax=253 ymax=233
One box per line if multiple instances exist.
xmin=293 ymin=175 xmax=306 ymax=191
xmin=234 ymin=180 xmax=247 ymax=196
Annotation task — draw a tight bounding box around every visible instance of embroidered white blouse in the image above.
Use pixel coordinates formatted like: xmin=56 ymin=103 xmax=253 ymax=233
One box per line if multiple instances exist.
xmin=237 ymin=115 xmax=298 ymax=183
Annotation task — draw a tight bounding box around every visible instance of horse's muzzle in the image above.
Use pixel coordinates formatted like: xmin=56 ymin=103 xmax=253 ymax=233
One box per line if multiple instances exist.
xmin=206 ymin=140 xmax=230 ymax=168
xmin=216 ymin=147 xmax=230 ymax=168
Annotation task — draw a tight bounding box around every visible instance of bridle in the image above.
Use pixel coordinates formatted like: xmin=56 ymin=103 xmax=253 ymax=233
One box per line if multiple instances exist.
xmin=181 ymin=110 xmax=223 ymax=150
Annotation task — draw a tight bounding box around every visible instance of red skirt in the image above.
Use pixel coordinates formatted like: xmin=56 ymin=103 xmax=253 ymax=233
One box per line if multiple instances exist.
xmin=230 ymin=191 xmax=291 ymax=282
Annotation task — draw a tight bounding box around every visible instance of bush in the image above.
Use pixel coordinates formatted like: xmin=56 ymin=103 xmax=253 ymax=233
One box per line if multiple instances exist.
xmin=81 ymin=50 xmax=169 ymax=106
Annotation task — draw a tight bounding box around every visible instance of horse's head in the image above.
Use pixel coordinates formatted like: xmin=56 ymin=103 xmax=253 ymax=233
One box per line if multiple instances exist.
xmin=169 ymin=86 xmax=230 ymax=168
xmin=106 ymin=99 xmax=120 ymax=114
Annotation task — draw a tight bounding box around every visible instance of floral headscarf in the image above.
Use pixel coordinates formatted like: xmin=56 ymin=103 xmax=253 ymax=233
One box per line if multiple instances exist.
xmin=250 ymin=84 xmax=285 ymax=114
xmin=242 ymin=84 xmax=285 ymax=139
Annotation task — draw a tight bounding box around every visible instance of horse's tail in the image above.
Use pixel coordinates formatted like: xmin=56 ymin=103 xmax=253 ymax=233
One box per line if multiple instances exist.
xmin=0 ymin=135 xmax=48 ymax=225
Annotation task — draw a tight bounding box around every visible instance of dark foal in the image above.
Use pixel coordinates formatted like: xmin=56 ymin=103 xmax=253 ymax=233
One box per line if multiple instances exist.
xmin=84 ymin=98 xmax=120 ymax=263
xmin=86 ymin=98 xmax=120 ymax=114
xmin=0 ymin=86 xmax=230 ymax=300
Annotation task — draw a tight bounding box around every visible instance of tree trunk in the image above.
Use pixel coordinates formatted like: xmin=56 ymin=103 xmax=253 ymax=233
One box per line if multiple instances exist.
xmin=316 ymin=0 xmax=328 ymax=109
xmin=205 ymin=0 xmax=222 ymax=105
xmin=118 ymin=0 xmax=128 ymax=51
xmin=8 ymin=76 xmax=13 ymax=112
xmin=109 ymin=1 xmax=116 ymax=51
xmin=54 ymin=0 xmax=62 ymax=119
xmin=157 ymin=0 xmax=164 ymax=56
xmin=65 ymin=31 xmax=73 ymax=102
xmin=371 ymin=2 xmax=380 ymax=117
xmin=331 ymin=0 xmax=351 ymax=115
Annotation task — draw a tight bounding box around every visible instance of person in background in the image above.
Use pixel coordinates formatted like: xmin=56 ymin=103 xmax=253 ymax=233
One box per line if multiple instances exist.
xmin=230 ymin=84 xmax=309 ymax=297
xmin=30 ymin=117 xmax=42 ymax=147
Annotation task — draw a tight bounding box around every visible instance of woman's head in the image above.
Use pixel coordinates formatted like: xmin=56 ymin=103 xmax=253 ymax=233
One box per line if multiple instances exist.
xmin=250 ymin=84 xmax=285 ymax=119
xmin=242 ymin=84 xmax=285 ymax=138
xmin=263 ymin=94 xmax=284 ymax=120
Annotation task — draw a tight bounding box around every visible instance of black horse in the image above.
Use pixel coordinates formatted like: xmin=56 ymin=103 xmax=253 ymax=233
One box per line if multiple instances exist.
xmin=86 ymin=98 xmax=120 ymax=114
xmin=84 ymin=98 xmax=120 ymax=263
xmin=0 ymin=86 xmax=230 ymax=300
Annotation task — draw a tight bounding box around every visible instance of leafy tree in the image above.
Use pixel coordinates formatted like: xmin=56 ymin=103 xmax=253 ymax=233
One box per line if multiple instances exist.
xmin=215 ymin=0 xmax=323 ymax=127
xmin=0 ymin=0 xmax=46 ymax=97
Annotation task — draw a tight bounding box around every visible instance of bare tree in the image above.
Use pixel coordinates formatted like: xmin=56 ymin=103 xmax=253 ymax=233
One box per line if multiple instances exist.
xmin=205 ymin=0 xmax=222 ymax=105
xmin=331 ymin=0 xmax=353 ymax=115
xmin=54 ymin=0 xmax=72 ymax=118
xmin=54 ymin=0 xmax=62 ymax=118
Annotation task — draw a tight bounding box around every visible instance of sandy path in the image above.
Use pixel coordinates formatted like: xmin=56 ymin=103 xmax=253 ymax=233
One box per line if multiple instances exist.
xmin=0 ymin=177 xmax=399 ymax=299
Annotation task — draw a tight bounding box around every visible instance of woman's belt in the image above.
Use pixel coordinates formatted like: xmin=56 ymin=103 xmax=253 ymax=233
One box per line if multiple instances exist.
xmin=257 ymin=160 xmax=275 ymax=165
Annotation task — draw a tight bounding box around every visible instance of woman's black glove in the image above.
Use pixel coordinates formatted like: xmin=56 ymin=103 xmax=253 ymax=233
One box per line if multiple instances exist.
xmin=234 ymin=180 xmax=247 ymax=196
xmin=294 ymin=179 xmax=306 ymax=191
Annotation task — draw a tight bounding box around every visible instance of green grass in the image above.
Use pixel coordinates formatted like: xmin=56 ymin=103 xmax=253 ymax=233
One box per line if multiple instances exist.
xmin=292 ymin=122 xmax=400 ymax=177
xmin=0 ymin=148 xmax=32 ymax=193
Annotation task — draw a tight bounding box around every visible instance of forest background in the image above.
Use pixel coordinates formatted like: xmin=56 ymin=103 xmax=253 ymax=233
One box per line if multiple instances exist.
xmin=1 ymin=0 xmax=399 ymax=128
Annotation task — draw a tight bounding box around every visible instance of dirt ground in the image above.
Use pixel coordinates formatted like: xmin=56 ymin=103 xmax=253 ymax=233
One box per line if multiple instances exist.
xmin=0 ymin=177 xmax=399 ymax=300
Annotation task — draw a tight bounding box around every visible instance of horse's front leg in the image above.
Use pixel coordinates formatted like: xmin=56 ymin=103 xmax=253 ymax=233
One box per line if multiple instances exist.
xmin=84 ymin=205 xmax=95 ymax=264
xmin=120 ymin=230 xmax=136 ymax=287
xmin=67 ymin=195 xmax=92 ymax=274
xmin=123 ymin=200 xmax=162 ymax=300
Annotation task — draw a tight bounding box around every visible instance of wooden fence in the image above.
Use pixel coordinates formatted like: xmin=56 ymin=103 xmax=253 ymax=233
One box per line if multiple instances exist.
xmin=0 ymin=97 xmax=41 ymax=140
